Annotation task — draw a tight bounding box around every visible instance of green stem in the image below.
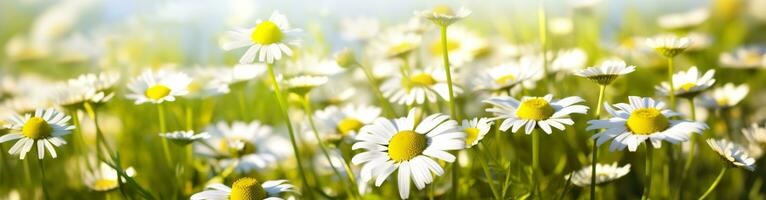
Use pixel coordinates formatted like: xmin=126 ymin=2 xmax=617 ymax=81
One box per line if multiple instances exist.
xmin=642 ymin=144 xmax=654 ymax=200
xmin=185 ymin=103 xmax=193 ymax=131
xmin=359 ymin=63 xmax=396 ymax=117
xmin=697 ymin=167 xmax=728 ymax=200
xmin=84 ymin=102 xmax=114 ymax=155
xmin=156 ymin=103 xmax=173 ymax=169
xmin=37 ymin=157 xmax=50 ymax=200
xmin=237 ymin=90 xmax=248 ymax=120
xmin=440 ymin=23 xmax=461 ymax=200
xmin=532 ymin=130 xmax=540 ymax=199
xmin=266 ymin=63 xmax=313 ymax=198
xmin=667 ymin=57 xmax=676 ymax=110
xmin=476 ymin=146 xmax=501 ymax=199
xmin=591 ymin=84 xmax=606 ymax=199
xmin=679 ymin=98 xmax=697 ymax=198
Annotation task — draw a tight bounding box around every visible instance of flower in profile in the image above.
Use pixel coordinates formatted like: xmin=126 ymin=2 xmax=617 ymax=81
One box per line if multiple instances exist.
xmin=425 ymin=26 xmax=486 ymax=66
xmin=196 ymin=120 xmax=290 ymax=173
xmin=588 ymin=96 xmax=708 ymax=151
xmin=473 ymin=62 xmax=540 ymax=93
xmin=646 ymin=34 xmax=692 ymax=58
xmin=655 ymin=66 xmax=715 ymax=98
xmin=285 ymin=75 xmax=328 ymax=97
xmin=1 ymin=108 xmax=74 ymax=159
xmin=220 ymin=11 xmax=301 ymax=64
xmin=126 ymin=70 xmax=191 ymax=105
xmin=417 ymin=5 xmax=471 ymax=27
xmin=699 ymin=83 xmax=749 ymax=109
xmin=340 ymin=16 xmax=380 ymax=42
xmin=352 ymin=108 xmax=464 ymax=199
xmin=657 ymin=8 xmax=709 ymax=30
xmin=314 ymin=104 xmax=381 ymax=139
xmin=55 ymin=72 xmax=120 ymax=109
xmin=84 ymin=162 xmax=136 ymax=192
xmin=565 ymin=162 xmax=631 ymax=187
xmin=719 ymin=47 xmax=765 ymax=69
xmin=484 ymin=94 xmax=589 ymax=134
xmin=706 ymin=139 xmax=756 ymax=171
xmin=743 ymin=123 xmax=766 ymax=147
xmin=368 ymin=29 xmax=422 ymax=59
xmin=208 ymin=64 xmax=265 ymax=94
xmin=381 ymin=68 xmax=461 ymax=105
xmin=575 ymin=59 xmax=636 ymax=85
xmin=460 ymin=117 xmax=493 ymax=148
xmin=191 ymin=177 xmax=296 ymax=200
xmin=160 ymin=130 xmax=210 ymax=146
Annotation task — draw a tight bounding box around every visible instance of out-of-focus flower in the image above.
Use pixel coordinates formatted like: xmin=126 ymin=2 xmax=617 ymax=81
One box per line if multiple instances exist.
xmin=473 ymin=62 xmax=540 ymax=93
xmin=285 ymin=75 xmax=328 ymax=97
xmin=84 ymin=162 xmax=136 ymax=192
xmin=646 ymin=34 xmax=692 ymax=58
xmin=550 ymin=48 xmax=588 ymax=74
xmin=207 ymin=64 xmax=265 ymax=95
xmin=685 ymin=32 xmax=712 ymax=52
xmin=196 ymin=121 xmax=290 ymax=173
xmin=425 ymin=26 xmax=486 ymax=66
xmin=655 ymin=66 xmax=715 ymax=98
xmin=340 ymin=17 xmax=380 ymax=42
xmin=314 ymin=104 xmax=380 ymax=140
xmin=719 ymin=47 xmax=765 ymax=69
xmin=549 ymin=17 xmax=574 ymax=35
xmin=700 ymin=83 xmax=749 ymax=109
xmin=416 ymin=5 xmax=471 ymax=27
xmin=160 ymin=130 xmax=210 ymax=146
xmin=565 ymin=162 xmax=631 ymax=187
xmin=657 ymin=8 xmax=709 ymax=30
xmin=367 ymin=29 xmax=422 ymax=60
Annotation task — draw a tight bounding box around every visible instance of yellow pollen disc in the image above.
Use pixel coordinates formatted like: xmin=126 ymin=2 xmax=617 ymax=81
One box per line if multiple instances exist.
xmin=432 ymin=5 xmax=455 ymax=15
xmin=388 ymin=131 xmax=428 ymax=162
xmin=92 ymin=179 xmax=119 ymax=191
xmin=626 ymin=108 xmax=669 ymax=135
xmin=744 ymin=52 xmax=761 ymax=64
xmin=337 ymin=118 xmax=363 ymax=136
xmin=251 ymin=21 xmax=284 ymax=45
xmin=679 ymin=83 xmax=696 ymax=91
xmin=145 ymin=85 xmax=171 ymax=100
xmin=22 ymin=117 xmax=52 ymax=139
xmin=219 ymin=139 xmax=257 ymax=158
xmin=464 ymin=127 xmax=480 ymax=146
xmin=716 ymin=97 xmax=729 ymax=106
xmin=409 ymin=73 xmax=437 ymax=86
xmin=388 ymin=42 xmax=415 ymax=58
xmin=430 ymin=39 xmax=460 ymax=55
xmin=515 ymin=98 xmax=554 ymax=120
xmin=494 ymin=74 xmax=516 ymax=85
xmin=230 ymin=177 xmax=267 ymax=200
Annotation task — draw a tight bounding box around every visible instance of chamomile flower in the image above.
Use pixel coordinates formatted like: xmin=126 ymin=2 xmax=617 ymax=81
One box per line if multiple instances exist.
xmin=565 ymin=162 xmax=631 ymax=187
xmin=352 ymin=109 xmax=465 ymax=199
xmin=417 ymin=5 xmax=471 ymax=27
xmin=706 ymin=139 xmax=756 ymax=171
xmin=314 ymin=104 xmax=381 ymax=139
xmin=284 ymin=54 xmax=344 ymax=77
xmin=719 ymin=47 xmax=765 ymax=69
xmin=368 ymin=29 xmax=422 ymax=59
xmin=425 ymin=26 xmax=486 ymax=66
xmin=126 ymin=70 xmax=191 ymax=105
xmin=646 ymin=34 xmax=692 ymax=58
xmin=55 ymin=72 xmax=119 ymax=108
xmin=550 ymin=48 xmax=588 ymax=74
xmin=575 ymin=59 xmax=636 ymax=85
xmin=220 ymin=11 xmax=301 ymax=64
xmin=588 ymin=96 xmax=708 ymax=151
xmin=685 ymin=32 xmax=712 ymax=52
xmin=159 ymin=130 xmax=210 ymax=146
xmin=191 ymin=177 xmax=296 ymax=200
xmin=208 ymin=64 xmax=265 ymax=94
xmin=700 ymin=83 xmax=749 ymax=109
xmin=743 ymin=123 xmax=766 ymax=146
xmin=380 ymin=68 xmax=461 ymax=105
xmin=196 ymin=120 xmax=290 ymax=173
xmin=84 ymin=162 xmax=136 ymax=192
xmin=285 ymin=75 xmax=328 ymax=97
xmin=68 ymin=72 xmax=120 ymax=95
xmin=484 ymin=94 xmax=589 ymax=134
xmin=1 ymin=108 xmax=74 ymax=159
xmin=657 ymin=8 xmax=709 ymax=30
xmin=655 ymin=66 xmax=715 ymax=98
xmin=473 ymin=62 xmax=540 ymax=93
xmin=460 ymin=117 xmax=493 ymax=148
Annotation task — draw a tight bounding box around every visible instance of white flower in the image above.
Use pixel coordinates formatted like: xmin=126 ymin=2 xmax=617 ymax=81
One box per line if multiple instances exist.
xmin=706 ymin=139 xmax=756 ymax=171
xmin=565 ymin=162 xmax=631 ymax=187
xmin=196 ymin=121 xmax=291 ymax=173
xmin=220 ymin=11 xmax=302 ymax=64
xmin=84 ymin=162 xmax=136 ymax=192
xmin=655 ymin=66 xmax=715 ymax=98
xmin=367 ymin=29 xmax=422 ymax=59
xmin=588 ymin=96 xmax=708 ymax=151
xmin=126 ymin=70 xmax=192 ymax=105
xmin=657 ymin=8 xmax=709 ymax=30
xmin=208 ymin=64 xmax=265 ymax=94
xmin=283 ymin=54 xmax=344 ymax=77
xmin=743 ymin=123 xmax=766 ymax=146
xmin=352 ymin=109 xmax=465 ymax=199
xmin=700 ymin=83 xmax=749 ymax=109
xmin=719 ymin=47 xmax=765 ymax=69
xmin=425 ymin=26 xmax=486 ymax=66
xmin=549 ymin=17 xmax=574 ymax=35
xmin=646 ymin=35 xmax=692 ymax=57
xmin=191 ymin=178 xmax=295 ymax=200
xmin=340 ymin=16 xmax=380 ymax=42
xmin=473 ymin=62 xmax=541 ymax=93
xmin=160 ymin=130 xmax=210 ymax=145
xmin=484 ymin=94 xmax=589 ymax=134
xmin=460 ymin=118 xmax=493 ymax=148
xmin=381 ymin=68 xmax=461 ymax=105
xmin=284 ymin=75 xmax=328 ymax=96
xmin=1 ymin=108 xmax=74 ymax=159
xmin=416 ymin=5 xmax=471 ymax=26
xmin=550 ymin=48 xmax=588 ymax=74
xmin=575 ymin=59 xmax=636 ymax=85
xmin=685 ymin=32 xmax=712 ymax=51
xmin=314 ymin=104 xmax=381 ymax=139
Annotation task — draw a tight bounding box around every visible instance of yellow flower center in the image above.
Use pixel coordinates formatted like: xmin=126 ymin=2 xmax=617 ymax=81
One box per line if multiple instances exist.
xmin=219 ymin=139 xmax=257 ymax=158
xmin=494 ymin=74 xmax=517 ymax=85
xmin=464 ymin=127 xmax=480 ymax=146
xmin=432 ymin=5 xmax=455 ymax=15
xmin=337 ymin=118 xmax=364 ymax=136
xmin=387 ymin=42 xmax=415 ymax=58
xmin=626 ymin=108 xmax=670 ymax=135
xmin=388 ymin=130 xmax=428 ymax=162
xmin=251 ymin=21 xmax=284 ymax=45
xmin=716 ymin=97 xmax=730 ymax=106
xmin=22 ymin=117 xmax=52 ymax=139
xmin=409 ymin=73 xmax=437 ymax=86
xmin=229 ymin=177 xmax=267 ymax=200
xmin=679 ymin=83 xmax=696 ymax=91
xmin=145 ymin=85 xmax=171 ymax=100
xmin=515 ymin=98 xmax=554 ymax=120
xmin=744 ymin=52 xmax=762 ymax=64
xmin=92 ymin=179 xmax=119 ymax=191
xmin=430 ymin=39 xmax=460 ymax=55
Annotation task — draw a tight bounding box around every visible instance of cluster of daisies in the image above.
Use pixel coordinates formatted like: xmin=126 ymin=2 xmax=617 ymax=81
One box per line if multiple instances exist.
xmin=1 ymin=3 xmax=765 ymax=200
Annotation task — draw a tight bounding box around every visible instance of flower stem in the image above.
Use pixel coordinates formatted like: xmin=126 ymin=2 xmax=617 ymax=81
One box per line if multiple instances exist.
xmin=37 ymin=157 xmax=50 ymax=200
xmin=266 ymin=63 xmax=313 ymax=198
xmin=156 ymin=103 xmax=173 ymax=169
xmin=532 ymin=130 xmax=541 ymax=199
xmin=237 ymin=90 xmax=248 ymax=120
xmin=440 ymin=23 xmax=461 ymax=200
xmin=642 ymin=144 xmax=654 ymax=200
xmin=358 ymin=63 xmax=396 ymax=117
xmin=591 ymin=84 xmax=607 ymax=199
xmin=476 ymin=145 xmax=501 ymax=199
xmin=698 ymin=167 xmax=728 ymax=200
xmin=679 ymin=98 xmax=698 ymax=198
xmin=667 ymin=57 xmax=676 ymax=110
xmin=185 ymin=103 xmax=193 ymax=131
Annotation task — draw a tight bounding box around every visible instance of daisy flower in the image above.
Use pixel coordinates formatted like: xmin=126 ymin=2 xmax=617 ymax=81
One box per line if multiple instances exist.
xmin=196 ymin=120 xmax=290 ymax=173
xmin=381 ymin=68 xmax=461 ymax=105
xmin=655 ymin=66 xmax=715 ymax=98
xmin=67 ymin=72 xmax=119 ymax=96
xmin=565 ymin=162 xmax=631 ymax=187
xmin=314 ymin=104 xmax=381 ymax=139
xmin=351 ymin=109 xmax=465 ymax=199
xmin=588 ymin=96 xmax=708 ymax=151
xmin=550 ymin=48 xmax=588 ymax=74
xmin=0 ymin=108 xmax=74 ymax=159
xmin=706 ymin=139 xmax=756 ymax=171
xmin=284 ymin=54 xmax=344 ymax=77
xmin=657 ymin=8 xmax=709 ymax=30
xmin=367 ymin=29 xmax=422 ymax=59
xmin=685 ymin=32 xmax=712 ymax=52
xmin=646 ymin=34 xmax=692 ymax=58
xmin=284 ymin=75 xmax=328 ymax=96
xmin=160 ymin=130 xmax=210 ymax=146
xmin=220 ymin=11 xmax=301 ymax=64
xmin=55 ymin=72 xmax=119 ymax=108
xmin=575 ymin=59 xmax=636 ymax=85
xmin=460 ymin=117 xmax=492 ymax=148
xmin=191 ymin=177 xmax=296 ymax=200
xmin=417 ymin=5 xmax=471 ymax=27
xmin=743 ymin=123 xmax=766 ymax=146
xmin=340 ymin=16 xmax=380 ymax=42
xmin=699 ymin=83 xmax=749 ymax=109
xmin=473 ymin=62 xmax=541 ymax=93
xmin=425 ymin=26 xmax=486 ymax=66
xmin=126 ymin=70 xmax=192 ymax=105
xmin=208 ymin=64 xmax=265 ymax=94
xmin=484 ymin=94 xmax=589 ymax=134
xmin=84 ymin=162 xmax=136 ymax=192
xmin=719 ymin=47 xmax=765 ymax=69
